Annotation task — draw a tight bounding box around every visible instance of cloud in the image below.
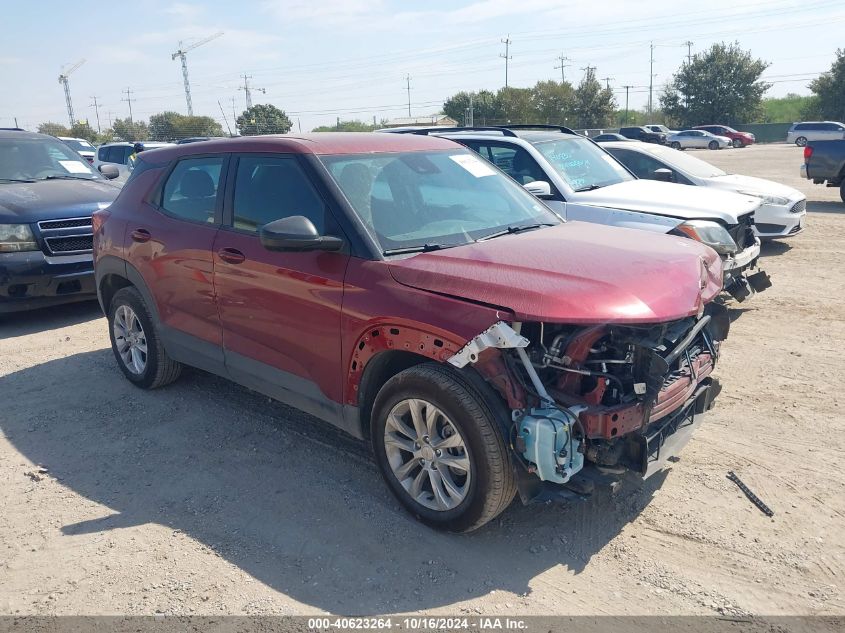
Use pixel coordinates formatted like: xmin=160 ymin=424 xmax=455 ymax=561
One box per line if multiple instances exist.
xmin=162 ymin=2 xmax=205 ymax=21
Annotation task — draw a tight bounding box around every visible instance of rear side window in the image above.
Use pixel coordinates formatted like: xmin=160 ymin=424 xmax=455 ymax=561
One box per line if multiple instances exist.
xmin=466 ymin=143 xmax=546 ymax=185
xmin=160 ymin=156 xmax=224 ymax=224
xmin=231 ymin=156 xmax=326 ymax=233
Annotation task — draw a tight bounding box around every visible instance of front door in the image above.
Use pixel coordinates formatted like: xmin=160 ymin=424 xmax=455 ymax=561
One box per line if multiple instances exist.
xmin=213 ymin=153 xmax=349 ymax=417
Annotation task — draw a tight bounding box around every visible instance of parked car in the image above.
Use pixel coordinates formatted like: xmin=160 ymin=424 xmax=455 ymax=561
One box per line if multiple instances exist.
xmin=422 ymin=126 xmax=769 ymax=301
xmin=0 ymin=129 xmax=120 ymax=313
xmin=618 ymin=126 xmax=667 ymax=144
xmin=801 ymin=139 xmax=845 ymax=203
xmin=667 ymin=130 xmax=732 ymax=150
xmin=593 ymin=133 xmax=632 ymax=142
xmin=94 ymin=133 xmax=730 ymax=532
xmin=787 ymin=121 xmax=845 ymax=147
xmin=693 ymin=125 xmax=754 ymax=148
xmin=645 ymin=124 xmax=679 ymax=135
xmin=93 ymin=141 xmax=172 ymax=178
xmin=604 ymin=140 xmax=807 ymax=239
xmin=58 ymin=137 xmax=96 ymax=163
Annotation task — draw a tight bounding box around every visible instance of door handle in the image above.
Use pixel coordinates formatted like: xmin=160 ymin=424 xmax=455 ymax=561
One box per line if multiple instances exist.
xmin=131 ymin=228 xmax=151 ymax=243
xmin=217 ymin=247 xmax=245 ymax=264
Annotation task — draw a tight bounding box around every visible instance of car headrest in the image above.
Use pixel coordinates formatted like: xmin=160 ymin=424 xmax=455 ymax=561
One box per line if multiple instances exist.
xmin=180 ymin=169 xmax=215 ymax=198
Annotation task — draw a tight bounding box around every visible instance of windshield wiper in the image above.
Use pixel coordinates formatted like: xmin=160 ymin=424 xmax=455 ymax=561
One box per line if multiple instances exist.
xmin=573 ymin=184 xmax=603 ymax=192
xmin=40 ymin=175 xmax=95 ymax=181
xmin=0 ymin=178 xmax=36 ymax=183
xmin=383 ymin=243 xmax=449 ymax=255
xmin=477 ymin=223 xmax=556 ymax=242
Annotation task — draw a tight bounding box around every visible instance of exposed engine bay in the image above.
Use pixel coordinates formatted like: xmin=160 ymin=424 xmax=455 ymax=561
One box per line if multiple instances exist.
xmin=449 ymin=305 xmax=730 ymax=501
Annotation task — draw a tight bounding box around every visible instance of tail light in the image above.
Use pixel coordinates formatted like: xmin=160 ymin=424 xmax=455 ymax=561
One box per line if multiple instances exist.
xmin=803 ymin=146 xmax=813 ymax=163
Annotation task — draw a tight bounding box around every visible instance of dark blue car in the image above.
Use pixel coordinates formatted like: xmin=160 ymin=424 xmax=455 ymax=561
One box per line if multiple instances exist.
xmin=0 ymin=129 xmax=120 ymax=313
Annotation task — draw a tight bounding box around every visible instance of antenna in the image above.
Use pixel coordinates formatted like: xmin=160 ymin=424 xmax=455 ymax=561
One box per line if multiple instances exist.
xmin=171 ymin=32 xmax=224 ymax=116
xmin=58 ymin=59 xmax=86 ymax=127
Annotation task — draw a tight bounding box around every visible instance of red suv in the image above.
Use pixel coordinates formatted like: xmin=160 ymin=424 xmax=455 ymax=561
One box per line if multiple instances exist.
xmin=93 ymin=133 xmax=728 ymax=532
xmin=693 ymin=125 xmax=755 ymax=148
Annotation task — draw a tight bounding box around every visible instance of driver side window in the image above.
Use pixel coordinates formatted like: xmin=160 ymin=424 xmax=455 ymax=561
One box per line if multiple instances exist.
xmin=231 ymin=156 xmax=326 ymax=234
xmin=468 ymin=143 xmax=546 ymax=185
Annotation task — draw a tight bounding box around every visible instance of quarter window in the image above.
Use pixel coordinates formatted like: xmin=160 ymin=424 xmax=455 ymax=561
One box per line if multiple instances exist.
xmin=232 ymin=156 xmax=326 ymax=233
xmin=160 ymin=156 xmax=224 ymax=224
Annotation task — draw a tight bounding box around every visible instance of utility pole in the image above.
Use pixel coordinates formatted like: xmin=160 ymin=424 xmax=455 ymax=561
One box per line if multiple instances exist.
xmin=554 ymin=53 xmax=571 ymax=84
xmin=500 ymin=35 xmax=512 ymax=88
xmin=122 ymin=88 xmax=134 ymax=124
xmin=107 ymin=111 xmax=114 ymax=128
xmin=622 ymin=85 xmax=634 ymax=124
xmin=648 ymin=42 xmax=655 ymax=117
xmin=217 ymin=100 xmax=232 ymax=136
xmin=231 ymin=97 xmax=237 ymax=124
xmin=89 ymin=96 xmax=101 ymax=133
xmin=601 ymin=76 xmax=613 ymax=90
xmin=405 ymin=74 xmax=411 ymax=117
xmin=239 ymin=75 xmax=265 ymax=110
xmin=580 ymin=65 xmax=596 ymax=81
xmin=684 ymin=40 xmax=694 ymax=65
xmin=464 ymin=93 xmax=475 ymax=127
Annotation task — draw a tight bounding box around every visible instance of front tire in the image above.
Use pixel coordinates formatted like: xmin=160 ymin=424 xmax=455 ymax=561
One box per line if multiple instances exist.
xmin=708 ymin=140 xmax=719 ymax=150
xmin=732 ymin=138 xmax=742 ymax=148
xmin=108 ymin=286 xmax=182 ymax=389
xmin=371 ymin=363 xmax=516 ymax=532
xmin=796 ymin=136 xmax=807 ymax=147
xmin=840 ymin=181 xmax=845 ymax=204
xmin=670 ymin=141 xmax=681 ymax=150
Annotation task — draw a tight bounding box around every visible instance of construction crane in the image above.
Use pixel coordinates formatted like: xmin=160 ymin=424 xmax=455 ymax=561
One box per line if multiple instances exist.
xmin=58 ymin=59 xmax=86 ymax=128
xmin=171 ymin=31 xmax=223 ymax=116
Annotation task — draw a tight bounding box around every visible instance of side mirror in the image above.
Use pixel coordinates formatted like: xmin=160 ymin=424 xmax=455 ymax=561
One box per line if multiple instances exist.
xmin=523 ymin=180 xmax=554 ymax=199
xmin=99 ymin=164 xmax=120 ymax=180
xmin=259 ymin=215 xmax=343 ymax=253
xmin=652 ymin=168 xmax=674 ymax=183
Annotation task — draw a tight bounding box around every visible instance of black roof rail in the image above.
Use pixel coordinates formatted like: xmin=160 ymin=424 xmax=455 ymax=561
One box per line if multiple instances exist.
xmin=0 ymin=127 xmax=25 ymax=131
xmin=408 ymin=126 xmax=519 ymax=137
xmin=496 ymin=124 xmax=579 ymax=135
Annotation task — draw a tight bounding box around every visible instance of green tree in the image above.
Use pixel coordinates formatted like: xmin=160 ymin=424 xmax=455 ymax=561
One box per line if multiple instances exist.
xmin=112 ymin=118 xmax=149 ymax=142
xmin=37 ymin=122 xmax=70 ymax=137
xmin=493 ymin=87 xmax=534 ymax=124
xmin=573 ymin=68 xmax=616 ymax=128
xmin=442 ymin=90 xmax=499 ymax=126
xmin=236 ymin=104 xmax=292 ymax=136
xmin=69 ymin=122 xmax=98 ymax=142
xmin=311 ymin=119 xmax=378 ymax=132
xmin=531 ymin=80 xmax=575 ymax=124
xmin=660 ymin=42 xmax=771 ymax=127
xmin=148 ymin=111 xmax=225 ymax=141
xmin=805 ymin=49 xmax=845 ymax=121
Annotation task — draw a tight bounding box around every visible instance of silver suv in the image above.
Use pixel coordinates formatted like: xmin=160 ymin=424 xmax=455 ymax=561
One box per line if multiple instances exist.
xmin=787 ymin=121 xmax=845 ymax=146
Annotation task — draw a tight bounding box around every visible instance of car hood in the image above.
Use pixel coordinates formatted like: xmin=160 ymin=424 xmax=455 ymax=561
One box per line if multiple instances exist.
xmin=571 ymin=179 xmax=760 ymax=223
xmin=388 ymin=222 xmax=723 ymax=324
xmin=0 ymin=179 xmax=120 ymax=223
xmin=705 ymin=174 xmax=804 ymax=201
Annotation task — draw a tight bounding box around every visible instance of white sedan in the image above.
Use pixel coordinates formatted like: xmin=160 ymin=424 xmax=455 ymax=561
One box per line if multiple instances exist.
xmin=603 ymin=141 xmax=806 ymax=239
xmin=667 ymin=129 xmax=732 ymax=150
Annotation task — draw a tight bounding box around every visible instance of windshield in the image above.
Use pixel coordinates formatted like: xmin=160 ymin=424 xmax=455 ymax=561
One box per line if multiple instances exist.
xmin=640 ymin=144 xmax=727 ymax=178
xmin=0 ymin=137 xmax=100 ymax=181
xmin=61 ymin=138 xmax=95 ymax=152
xmin=533 ymin=137 xmax=634 ymax=190
xmin=321 ymin=150 xmax=561 ymax=253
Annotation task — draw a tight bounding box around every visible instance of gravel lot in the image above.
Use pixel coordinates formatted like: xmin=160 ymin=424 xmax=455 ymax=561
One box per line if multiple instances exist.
xmin=1 ymin=143 xmax=843 ymax=617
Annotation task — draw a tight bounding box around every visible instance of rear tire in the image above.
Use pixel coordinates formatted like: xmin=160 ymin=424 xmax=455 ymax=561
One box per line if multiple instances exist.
xmin=371 ymin=363 xmax=516 ymax=532
xmin=708 ymin=140 xmax=719 ymax=150
xmin=670 ymin=141 xmax=681 ymax=150
xmin=796 ymin=136 xmax=807 ymax=147
xmin=108 ymin=286 xmax=182 ymax=389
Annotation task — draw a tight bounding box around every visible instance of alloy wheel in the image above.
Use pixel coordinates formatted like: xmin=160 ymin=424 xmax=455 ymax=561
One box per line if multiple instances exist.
xmin=383 ymin=398 xmax=471 ymax=511
xmin=113 ymin=304 xmax=147 ymax=374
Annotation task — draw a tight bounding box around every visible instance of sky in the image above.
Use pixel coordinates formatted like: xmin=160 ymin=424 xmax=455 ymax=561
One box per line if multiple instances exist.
xmin=1 ymin=0 xmax=843 ymax=133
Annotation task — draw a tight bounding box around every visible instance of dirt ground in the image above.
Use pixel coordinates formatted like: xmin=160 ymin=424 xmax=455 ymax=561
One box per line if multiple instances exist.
xmin=1 ymin=143 xmax=843 ymax=617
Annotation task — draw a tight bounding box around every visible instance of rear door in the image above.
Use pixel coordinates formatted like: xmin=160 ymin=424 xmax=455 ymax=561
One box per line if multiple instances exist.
xmin=126 ymin=153 xmax=227 ymax=366
xmin=213 ymin=153 xmax=349 ymax=415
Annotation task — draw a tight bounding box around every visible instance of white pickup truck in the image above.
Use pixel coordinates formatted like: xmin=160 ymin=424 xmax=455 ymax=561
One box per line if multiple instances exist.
xmin=423 ymin=125 xmax=771 ymax=302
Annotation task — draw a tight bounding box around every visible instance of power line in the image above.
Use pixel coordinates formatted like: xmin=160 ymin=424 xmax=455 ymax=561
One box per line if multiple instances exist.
xmin=500 ymin=35 xmax=512 ymax=88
